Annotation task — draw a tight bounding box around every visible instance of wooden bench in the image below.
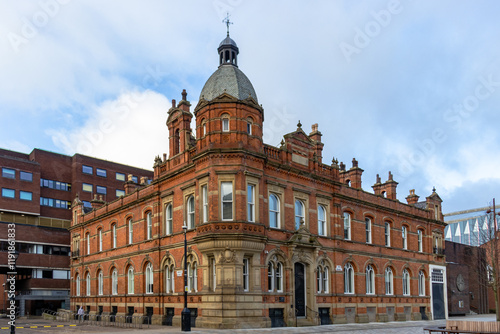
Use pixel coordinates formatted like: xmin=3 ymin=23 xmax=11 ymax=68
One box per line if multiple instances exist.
xmin=425 ymin=320 xmax=500 ymax=334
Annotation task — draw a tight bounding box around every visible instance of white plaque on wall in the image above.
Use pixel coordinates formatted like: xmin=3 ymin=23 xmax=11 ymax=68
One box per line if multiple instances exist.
xmin=176 ymin=270 xmax=183 ymax=277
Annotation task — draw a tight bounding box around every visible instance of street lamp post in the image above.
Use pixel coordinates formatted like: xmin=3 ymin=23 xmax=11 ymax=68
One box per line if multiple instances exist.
xmin=181 ymin=223 xmax=191 ymax=332
xmin=10 ymin=250 xmax=19 ymax=334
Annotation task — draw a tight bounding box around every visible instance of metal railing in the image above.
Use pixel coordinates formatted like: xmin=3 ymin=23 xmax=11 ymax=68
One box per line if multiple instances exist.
xmin=306 ymin=306 xmax=321 ymax=325
xmin=41 ymin=309 xmax=150 ymax=329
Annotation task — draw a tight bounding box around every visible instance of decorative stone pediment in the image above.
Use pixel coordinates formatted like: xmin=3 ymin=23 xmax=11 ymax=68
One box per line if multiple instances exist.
xmin=287 ymin=221 xmax=322 ymax=248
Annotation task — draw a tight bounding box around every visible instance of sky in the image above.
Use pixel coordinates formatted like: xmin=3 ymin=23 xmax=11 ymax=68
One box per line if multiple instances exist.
xmin=1 ymin=0 xmax=500 ymax=215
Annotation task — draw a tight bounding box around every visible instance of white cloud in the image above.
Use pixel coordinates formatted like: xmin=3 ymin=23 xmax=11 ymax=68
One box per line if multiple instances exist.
xmin=47 ymin=90 xmax=170 ymax=170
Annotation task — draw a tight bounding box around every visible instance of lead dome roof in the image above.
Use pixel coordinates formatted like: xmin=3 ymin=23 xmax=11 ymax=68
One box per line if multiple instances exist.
xmin=199 ymin=65 xmax=258 ymax=102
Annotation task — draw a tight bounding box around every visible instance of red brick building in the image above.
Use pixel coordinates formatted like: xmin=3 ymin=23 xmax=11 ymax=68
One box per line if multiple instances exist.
xmin=69 ymin=34 xmax=448 ymax=328
xmin=0 ymin=148 xmax=152 ymax=316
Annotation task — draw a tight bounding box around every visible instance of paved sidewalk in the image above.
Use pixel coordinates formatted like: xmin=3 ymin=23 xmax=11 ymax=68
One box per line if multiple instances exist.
xmin=0 ymin=314 xmax=496 ymax=334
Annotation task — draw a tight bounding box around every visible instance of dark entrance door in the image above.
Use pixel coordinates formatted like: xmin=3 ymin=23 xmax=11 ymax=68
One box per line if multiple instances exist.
xmin=294 ymin=262 xmax=305 ymax=317
xmin=432 ymin=283 xmax=445 ymax=319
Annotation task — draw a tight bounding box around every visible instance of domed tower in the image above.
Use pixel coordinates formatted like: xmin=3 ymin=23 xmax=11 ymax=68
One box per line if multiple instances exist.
xmin=195 ymin=31 xmax=263 ymax=153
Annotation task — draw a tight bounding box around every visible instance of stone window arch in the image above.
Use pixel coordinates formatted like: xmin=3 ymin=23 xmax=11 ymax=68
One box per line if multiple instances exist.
xmin=366 ymin=264 xmax=375 ymax=295
xmin=145 ymin=262 xmax=153 ymax=294
xmin=385 ymin=267 xmax=394 ymax=295
xmin=344 ymin=262 xmax=355 ymax=294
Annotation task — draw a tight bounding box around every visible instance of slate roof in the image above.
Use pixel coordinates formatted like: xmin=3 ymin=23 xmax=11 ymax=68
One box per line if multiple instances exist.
xmin=199 ymin=64 xmax=258 ymax=103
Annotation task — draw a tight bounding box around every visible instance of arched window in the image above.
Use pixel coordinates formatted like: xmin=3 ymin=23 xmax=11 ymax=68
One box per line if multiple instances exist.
xmin=98 ymin=228 xmax=102 ymax=252
xmin=146 ymin=212 xmax=152 ymax=240
xmin=98 ymin=270 xmax=103 ymax=295
xmin=112 ymin=224 xmax=117 ymax=248
xmin=188 ymin=262 xmax=197 ymax=292
xmin=385 ymin=222 xmax=391 ymax=247
xmin=343 ymin=212 xmax=351 ymax=240
xmin=418 ymin=271 xmax=425 ymax=296
xmin=246 ymin=118 xmax=252 ymax=135
xmin=165 ymin=264 xmax=174 ymax=293
xmin=187 ymin=263 xmax=192 ymax=292
xmin=76 ymin=274 xmax=80 ymax=296
xmin=295 ymin=199 xmax=305 ymax=230
xmin=86 ymin=272 xmax=91 ymax=296
xmin=365 ymin=217 xmax=372 ymax=244
xmin=145 ymin=263 xmax=153 ymax=294
xmin=268 ymin=262 xmax=274 ymax=292
xmin=318 ymin=205 xmax=326 ymax=236
xmin=418 ymin=229 xmax=423 ymax=252
xmin=323 ymin=267 xmax=329 ymax=293
xmin=222 ymin=115 xmax=229 ymax=132
xmin=366 ymin=265 xmax=375 ymax=295
xmin=202 ymin=120 xmax=207 ymax=137
xmin=187 ymin=196 xmax=195 ymax=229
xmin=174 ymin=129 xmax=180 ymax=155
xmin=269 ymin=194 xmax=280 ymax=228
xmin=385 ymin=267 xmax=394 ymax=295
xmin=267 ymin=256 xmax=284 ymax=293
xmin=112 ymin=269 xmax=118 ymax=295
xmin=402 ymin=226 xmax=408 ymax=249
xmin=165 ymin=204 xmax=173 ymax=235
xmin=86 ymin=233 xmax=90 ymax=255
xmin=403 ymin=269 xmax=410 ymax=296
xmin=344 ymin=262 xmax=354 ymax=294
xmin=317 ymin=261 xmax=329 ymax=293
xmin=127 ymin=267 xmax=134 ymax=294
xmin=128 ymin=218 xmax=133 ymax=244
xmin=276 ymin=262 xmax=283 ymax=292
xmin=317 ymin=266 xmax=322 ymax=293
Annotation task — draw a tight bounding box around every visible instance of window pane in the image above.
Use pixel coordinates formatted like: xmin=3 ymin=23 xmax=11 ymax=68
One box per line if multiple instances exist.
xmin=2 ymin=188 xmax=15 ymax=198
xmin=116 ymin=189 xmax=125 ymax=197
xmin=82 ymin=165 xmax=93 ymax=174
xmin=222 ymin=118 xmax=229 ymax=132
xmin=82 ymin=183 xmax=93 ymax=192
xmin=116 ymin=173 xmax=125 ymax=181
xmin=2 ymin=168 xmax=15 ymax=179
xmin=20 ymin=191 xmax=32 ymax=201
xmin=20 ymin=171 xmax=33 ymax=182
xmin=344 ymin=212 xmax=351 ymax=240
xmin=247 ymin=184 xmax=254 ymax=222
xmin=132 ymin=176 xmax=138 ymax=183
xmin=96 ymin=168 xmax=107 ymax=177
xmin=96 ymin=186 xmax=107 ymax=194
xmin=269 ymin=194 xmax=279 ymax=228
xmin=221 ymin=182 xmax=232 ymax=220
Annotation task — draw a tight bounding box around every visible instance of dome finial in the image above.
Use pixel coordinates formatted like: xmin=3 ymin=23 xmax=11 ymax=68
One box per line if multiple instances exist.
xmin=222 ymin=12 xmax=233 ymax=37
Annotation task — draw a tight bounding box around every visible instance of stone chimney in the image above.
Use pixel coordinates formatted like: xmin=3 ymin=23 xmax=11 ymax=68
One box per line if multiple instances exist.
xmin=382 ymin=171 xmax=398 ymax=200
xmin=372 ymin=174 xmax=383 ymax=196
xmin=90 ymin=194 xmax=105 ymax=209
xmin=406 ymin=189 xmax=420 ymax=205
xmin=124 ymin=174 xmax=138 ymax=194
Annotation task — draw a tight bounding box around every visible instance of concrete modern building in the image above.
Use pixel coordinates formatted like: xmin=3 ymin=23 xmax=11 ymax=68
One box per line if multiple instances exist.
xmin=0 ymin=148 xmax=152 ymax=316
xmin=69 ymin=33 xmax=448 ymax=328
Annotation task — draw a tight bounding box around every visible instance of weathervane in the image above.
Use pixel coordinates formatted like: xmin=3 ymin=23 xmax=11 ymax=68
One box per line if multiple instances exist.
xmin=222 ymin=12 xmax=233 ymax=36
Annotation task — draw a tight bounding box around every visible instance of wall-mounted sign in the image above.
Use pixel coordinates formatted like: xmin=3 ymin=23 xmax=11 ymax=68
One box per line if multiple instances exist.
xmin=176 ymin=270 xmax=183 ymax=277
xmin=336 ymin=265 xmax=342 ymax=271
